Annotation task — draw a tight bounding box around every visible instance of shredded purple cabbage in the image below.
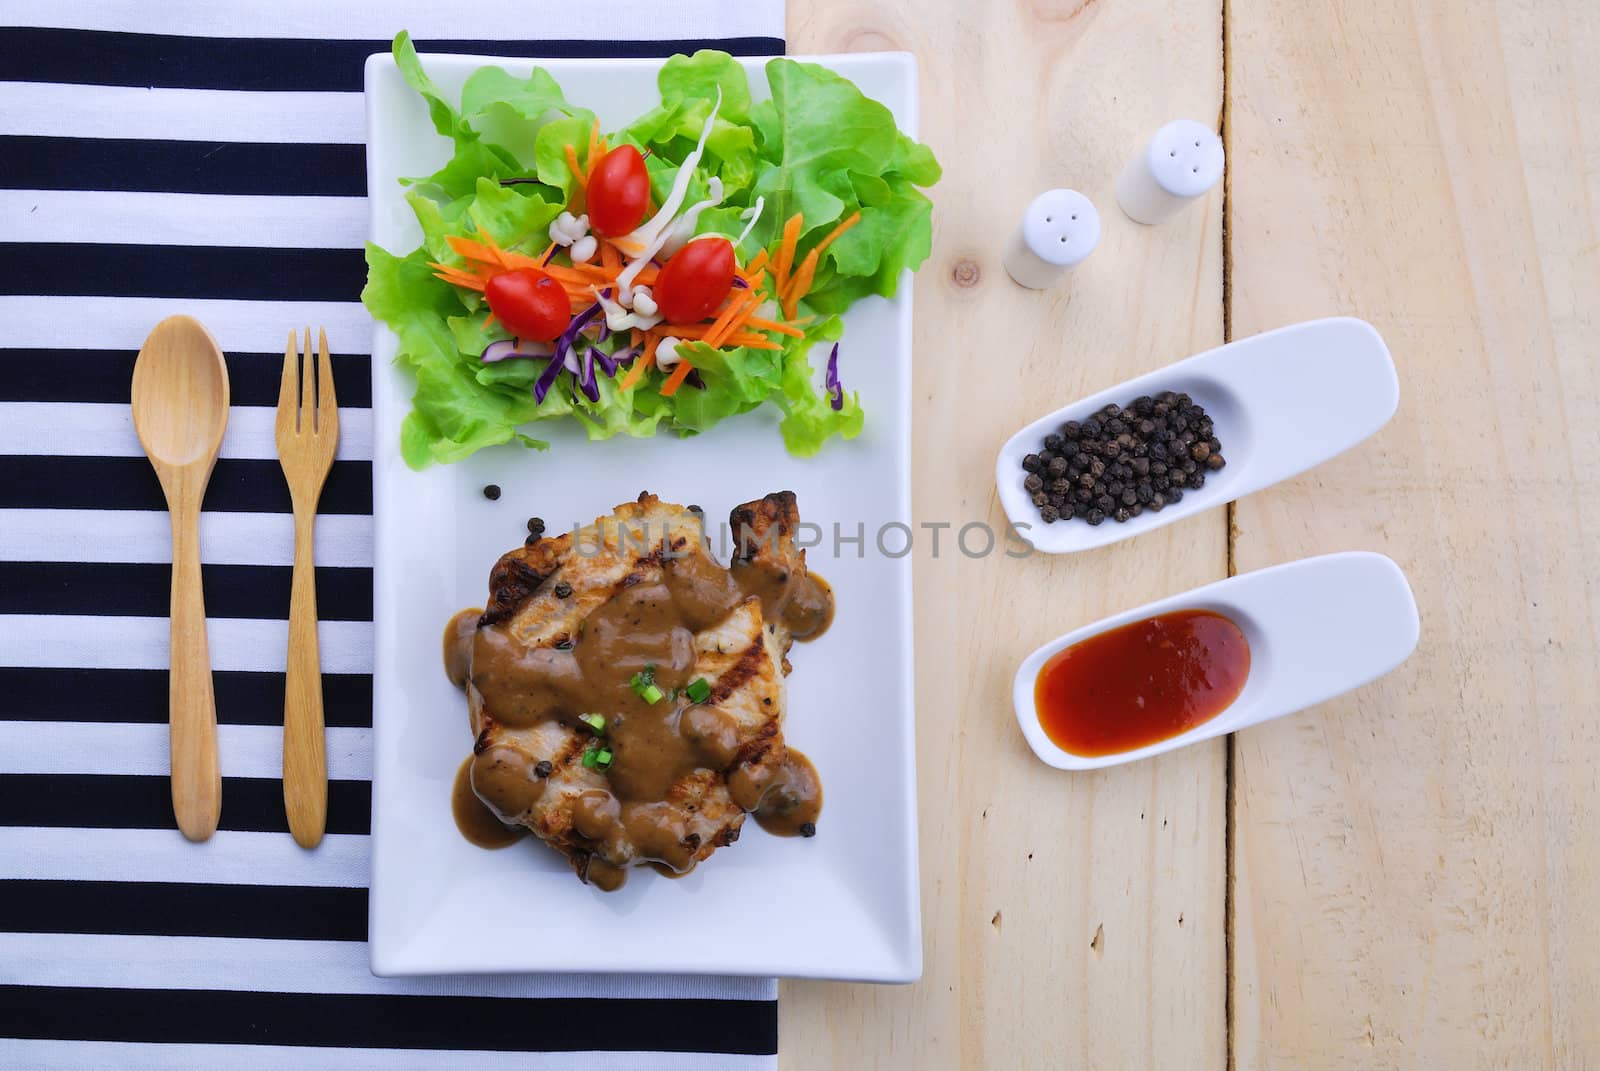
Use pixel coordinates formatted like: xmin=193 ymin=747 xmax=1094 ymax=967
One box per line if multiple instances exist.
xmin=593 ymin=345 xmax=639 ymax=377
xmin=824 ymin=343 xmax=843 ymax=411
xmin=536 ymin=300 xmax=605 ymax=404
xmin=480 ymin=339 xmax=551 ymax=364
xmin=731 ymin=276 xmax=749 ymax=289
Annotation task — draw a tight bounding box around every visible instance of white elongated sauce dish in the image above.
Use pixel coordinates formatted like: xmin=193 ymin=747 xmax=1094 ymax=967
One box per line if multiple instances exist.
xmin=1014 ymin=552 xmax=1420 ymax=770
xmin=996 ymin=317 xmax=1399 ymax=553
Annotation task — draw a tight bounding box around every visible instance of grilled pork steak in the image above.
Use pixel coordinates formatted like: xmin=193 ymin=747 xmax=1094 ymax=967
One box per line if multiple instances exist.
xmin=450 ymin=491 xmax=830 ymax=890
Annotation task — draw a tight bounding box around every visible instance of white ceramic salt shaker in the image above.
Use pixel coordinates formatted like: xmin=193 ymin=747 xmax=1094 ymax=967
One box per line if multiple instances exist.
xmin=1117 ymin=119 xmax=1224 ymax=224
xmin=1002 ymin=189 xmax=1101 ymax=290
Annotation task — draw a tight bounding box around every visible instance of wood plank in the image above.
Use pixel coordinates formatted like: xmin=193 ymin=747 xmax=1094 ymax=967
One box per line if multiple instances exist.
xmin=783 ymin=2 xmax=1227 ymax=1066
xmin=1227 ymin=0 xmax=1600 ymax=1065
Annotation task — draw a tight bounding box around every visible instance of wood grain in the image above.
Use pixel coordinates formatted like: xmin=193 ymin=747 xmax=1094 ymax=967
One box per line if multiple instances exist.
xmin=1227 ymin=0 xmax=1600 ymax=1066
xmin=783 ymin=2 xmax=1228 ymax=1066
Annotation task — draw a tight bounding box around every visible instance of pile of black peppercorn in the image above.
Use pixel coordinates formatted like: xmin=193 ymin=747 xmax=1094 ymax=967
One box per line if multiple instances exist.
xmin=1021 ymin=391 xmax=1226 ymax=525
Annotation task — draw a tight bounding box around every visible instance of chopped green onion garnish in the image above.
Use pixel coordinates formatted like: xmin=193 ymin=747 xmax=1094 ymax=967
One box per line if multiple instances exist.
xmin=685 ymin=677 xmax=711 ymax=703
xmin=581 ymin=748 xmax=600 ymax=769
xmin=594 ymin=748 xmax=613 ymax=768
xmin=579 ymin=713 xmax=606 ymax=734
xmin=629 ymin=664 xmax=664 ymax=702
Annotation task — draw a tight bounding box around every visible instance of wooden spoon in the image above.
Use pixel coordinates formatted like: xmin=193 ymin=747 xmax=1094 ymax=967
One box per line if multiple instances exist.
xmin=131 ymin=315 xmax=229 ymax=841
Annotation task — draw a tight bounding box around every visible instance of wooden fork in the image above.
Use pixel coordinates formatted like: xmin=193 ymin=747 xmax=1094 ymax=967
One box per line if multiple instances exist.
xmin=276 ymin=327 xmax=338 ymax=848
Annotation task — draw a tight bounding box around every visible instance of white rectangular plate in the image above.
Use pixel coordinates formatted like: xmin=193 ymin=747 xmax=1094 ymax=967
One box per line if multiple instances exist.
xmin=365 ymin=50 xmax=921 ymax=981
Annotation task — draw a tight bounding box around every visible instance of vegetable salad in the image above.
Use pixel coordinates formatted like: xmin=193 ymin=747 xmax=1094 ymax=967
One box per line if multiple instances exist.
xmin=363 ymin=33 xmax=940 ymax=468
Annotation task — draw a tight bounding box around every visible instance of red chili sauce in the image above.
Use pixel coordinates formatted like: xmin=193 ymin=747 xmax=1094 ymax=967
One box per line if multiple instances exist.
xmin=1035 ymin=609 xmax=1250 ymax=757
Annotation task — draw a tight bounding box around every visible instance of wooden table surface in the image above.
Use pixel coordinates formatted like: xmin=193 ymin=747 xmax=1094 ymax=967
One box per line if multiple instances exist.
xmin=781 ymin=0 xmax=1600 ymax=1066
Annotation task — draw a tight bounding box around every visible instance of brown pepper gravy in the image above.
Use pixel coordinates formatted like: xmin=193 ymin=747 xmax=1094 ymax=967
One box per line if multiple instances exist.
xmin=450 ymin=755 xmax=528 ymax=849
xmin=753 ymin=748 xmax=823 ymax=837
xmin=441 ymin=551 xmax=832 ymax=879
xmin=442 ymin=607 xmax=481 ymax=689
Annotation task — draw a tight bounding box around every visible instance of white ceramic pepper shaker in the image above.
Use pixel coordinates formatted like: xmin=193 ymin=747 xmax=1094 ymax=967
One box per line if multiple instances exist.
xmin=1002 ymin=189 xmax=1101 ymax=290
xmin=1116 ymin=119 xmax=1225 ymax=224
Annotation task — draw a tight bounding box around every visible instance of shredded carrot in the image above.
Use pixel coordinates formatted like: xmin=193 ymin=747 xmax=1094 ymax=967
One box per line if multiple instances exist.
xmin=780 ymin=211 xmax=861 ymax=318
xmin=656 ymin=322 xmax=713 ymax=339
xmin=658 ymin=357 xmax=695 ymax=397
xmin=715 ymin=291 xmax=767 ymax=348
xmin=429 ymin=263 xmax=489 ymax=291
xmin=537 ymin=263 xmax=596 ymax=286
xmin=619 ymin=335 xmax=659 ymax=390
xmin=564 ymin=144 xmax=587 ymax=189
xmin=601 ymin=239 xmax=622 ymax=275
xmin=444 ymin=235 xmax=499 ymax=266
xmin=586 ymin=117 xmax=602 ymax=175
xmin=619 ymin=359 xmax=651 ymax=391
xmin=772 ymin=213 xmax=803 ymax=295
xmin=744 ymin=248 xmax=769 ymax=275
xmin=630 ymin=327 xmax=643 ymax=349
xmin=725 ymin=333 xmax=782 ymax=350
xmin=743 ymin=315 xmax=804 ymax=338
xmin=444 ymin=234 xmax=550 ymax=273
xmin=631 ymin=264 xmax=660 ymax=287
xmin=704 ymin=290 xmax=761 ymax=350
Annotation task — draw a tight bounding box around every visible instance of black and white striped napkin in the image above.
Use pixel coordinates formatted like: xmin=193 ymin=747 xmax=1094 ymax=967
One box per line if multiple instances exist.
xmin=0 ymin=2 xmax=786 ymax=1066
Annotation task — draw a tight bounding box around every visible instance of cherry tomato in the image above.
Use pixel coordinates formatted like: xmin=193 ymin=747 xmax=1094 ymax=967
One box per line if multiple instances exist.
xmin=653 ymin=237 xmax=737 ymax=323
xmin=586 ymin=145 xmax=651 ymax=237
xmin=484 ymin=269 xmax=571 ymax=342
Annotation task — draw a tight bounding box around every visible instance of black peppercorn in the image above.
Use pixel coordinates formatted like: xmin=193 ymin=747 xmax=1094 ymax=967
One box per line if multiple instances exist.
xmin=482 ymin=484 xmax=501 ymax=501
xmin=553 ymin=581 xmax=572 ymax=598
xmin=799 ymin=822 xmax=817 ymax=838
xmin=1039 ymin=504 xmax=1061 ymax=523
xmin=534 ymin=760 xmax=553 ymax=778
xmin=1021 ymin=390 xmax=1224 ymax=526
xmin=526 ymin=517 xmax=545 ymax=535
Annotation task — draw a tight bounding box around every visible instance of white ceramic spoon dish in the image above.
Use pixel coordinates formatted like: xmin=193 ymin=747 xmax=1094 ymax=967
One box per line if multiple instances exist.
xmin=1013 ymin=551 xmax=1420 ymax=771
xmin=996 ymin=317 xmax=1398 ymax=553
